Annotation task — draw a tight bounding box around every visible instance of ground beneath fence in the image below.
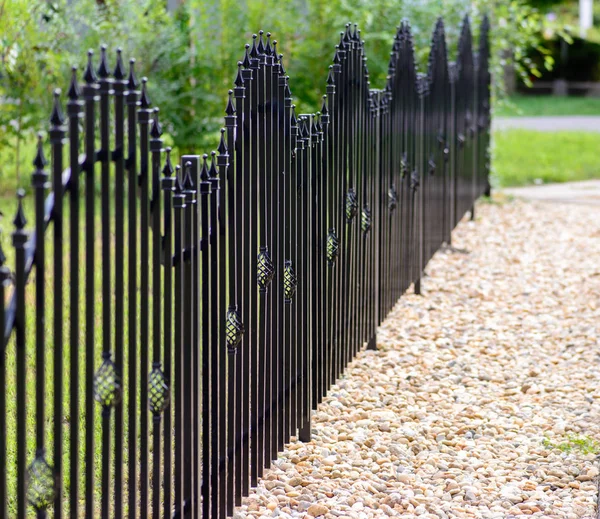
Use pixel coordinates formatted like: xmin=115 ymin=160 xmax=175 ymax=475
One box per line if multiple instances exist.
xmin=235 ymin=197 xmax=600 ymax=519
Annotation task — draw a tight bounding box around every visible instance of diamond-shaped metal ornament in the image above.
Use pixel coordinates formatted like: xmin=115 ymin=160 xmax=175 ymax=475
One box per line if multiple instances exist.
xmin=283 ymin=260 xmax=298 ymax=304
xmin=148 ymin=367 xmax=170 ymax=415
xmin=361 ymin=206 xmax=372 ymax=234
xmin=27 ymin=454 xmax=57 ymax=511
xmin=93 ymin=353 xmax=122 ymax=408
xmin=226 ymin=306 xmax=244 ymax=352
xmin=326 ymin=228 xmax=339 ymax=266
xmin=345 ymin=188 xmax=358 ymax=222
xmin=257 ymin=246 xmax=275 ymax=292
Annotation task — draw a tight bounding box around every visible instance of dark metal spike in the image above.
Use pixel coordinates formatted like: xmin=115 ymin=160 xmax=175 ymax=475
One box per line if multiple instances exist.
xmin=50 ymin=89 xmax=65 ymax=126
xmin=250 ymin=34 xmax=258 ymax=59
xmin=234 ymin=62 xmax=244 ymax=87
xmin=209 ymin=151 xmax=218 ymax=178
xmin=33 ymin=133 xmax=47 ymax=170
xmin=113 ymin=48 xmax=126 ymax=80
xmin=279 ymin=54 xmax=286 ymax=74
xmin=284 ymin=82 xmax=291 ymax=99
xmin=150 ymin=108 xmax=162 ymax=138
xmin=162 ymin=147 xmax=174 ymax=177
xmin=290 ymin=105 xmax=297 ymax=126
xmin=140 ymin=77 xmax=151 ymax=108
xmin=327 ymin=65 xmax=335 ymax=85
xmin=13 ymin=189 xmax=27 ymax=230
xmin=272 ymin=40 xmax=277 ymax=58
xmin=333 ymin=47 xmax=341 ymax=64
xmin=183 ymin=161 xmax=195 ymax=190
xmin=321 ymin=95 xmax=328 ymax=115
xmin=127 ymin=58 xmax=139 ymax=90
xmin=200 ymin=154 xmax=210 ymax=182
xmin=174 ymin=165 xmax=183 ymax=192
xmin=67 ymin=66 xmax=80 ymax=100
xmin=218 ymin=128 xmax=228 ymax=155
xmin=83 ymin=50 xmax=98 ymax=84
xmin=243 ymin=44 xmax=251 ymax=68
xmin=353 ymin=23 xmax=359 ymax=41
xmin=257 ymin=30 xmax=265 ymax=55
xmin=226 ymin=90 xmax=236 ymax=115
xmin=265 ymin=33 xmax=272 ymax=56
xmin=97 ymin=44 xmax=110 ymax=78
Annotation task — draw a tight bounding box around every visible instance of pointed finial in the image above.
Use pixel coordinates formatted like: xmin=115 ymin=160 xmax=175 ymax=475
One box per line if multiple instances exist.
xmin=353 ymin=23 xmax=358 ymax=41
xmin=209 ymin=151 xmax=218 ymax=178
xmin=114 ymin=48 xmax=126 ymax=80
xmin=284 ymin=80 xmax=291 ymax=99
xmin=327 ymin=65 xmax=335 ymax=85
xmin=265 ymin=33 xmax=273 ymax=56
xmin=291 ymin=105 xmax=297 ymax=126
xmin=150 ymin=108 xmax=162 ymax=138
xmin=140 ymin=77 xmax=151 ymax=108
xmin=279 ymin=55 xmax=286 ymax=74
xmin=183 ymin=161 xmax=195 ymax=190
xmin=50 ymin=89 xmax=65 ymax=126
xmin=243 ymin=44 xmax=251 ymax=68
xmin=84 ymin=50 xmax=98 ymax=84
xmin=272 ymin=40 xmax=277 ymax=57
xmin=200 ymin=154 xmax=210 ymax=182
xmin=68 ymin=66 xmax=80 ymax=100
xmin=127 ymin=58 xmax=139 ymax=90
xmin=14 ymin=189 xmax=27 ymax=230
xmin=226 ymin=90 xmax=236 ymax=115
xmin=162 ymin=147 xmax=174 ymax=176
xmin=218 ymin=128 xmax=227 ymax=154
xmin=235 ymin=62 xmax=244 ymax=87
xmin=97 ymin=44 xmax=110 ymax=78
xmin=257 ymin=30 xmax=265 ymax=55
xmin=174 ymin=165 xmax=183 ymax=192
xmin=321 ymin=95 xmax=328 ymax=115
xmin=33 ymin=133 xmax=47 ymax=170
xmin=250 ymin=34 xmax=258 ymax=59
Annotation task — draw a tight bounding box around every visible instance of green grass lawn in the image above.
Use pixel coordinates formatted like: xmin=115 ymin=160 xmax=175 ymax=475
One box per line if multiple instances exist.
xmin=495 ymin=95 xmax=600 ymax=117
xmin=492 ymin=129 xmax=600 ymax=187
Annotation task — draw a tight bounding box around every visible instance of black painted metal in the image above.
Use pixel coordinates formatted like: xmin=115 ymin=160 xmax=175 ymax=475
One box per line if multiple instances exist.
xmin=0 ymin=15 xmax=490 ymax=519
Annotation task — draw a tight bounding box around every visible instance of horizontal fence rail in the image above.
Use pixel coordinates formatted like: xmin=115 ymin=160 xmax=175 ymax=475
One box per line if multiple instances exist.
xmin=0 ymin=14 xmax=490 ymax=519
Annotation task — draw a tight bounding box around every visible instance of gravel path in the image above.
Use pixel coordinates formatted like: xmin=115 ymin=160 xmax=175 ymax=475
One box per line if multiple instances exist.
xmin=493 ymin=116 xmax=600 ymax=132
xmin=236 ymin=198 xmax=600 ymax=519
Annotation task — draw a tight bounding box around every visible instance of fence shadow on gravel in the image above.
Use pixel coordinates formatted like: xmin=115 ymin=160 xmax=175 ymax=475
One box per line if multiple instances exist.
xmin=0 ymin=14 xmax=490 ymax=519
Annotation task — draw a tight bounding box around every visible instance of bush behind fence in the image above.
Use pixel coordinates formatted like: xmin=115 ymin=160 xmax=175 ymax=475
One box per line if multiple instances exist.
xmin=0 ymin=13 xmax=490 ymax=519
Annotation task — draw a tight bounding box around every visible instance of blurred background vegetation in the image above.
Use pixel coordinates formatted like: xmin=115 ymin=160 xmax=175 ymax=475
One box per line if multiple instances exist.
xmin=0 ymin=0 xmax=552 ymax=196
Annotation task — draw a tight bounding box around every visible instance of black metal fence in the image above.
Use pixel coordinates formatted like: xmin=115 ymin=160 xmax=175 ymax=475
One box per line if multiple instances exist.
xmin=0 ymin=14 xmax=490 ymax=519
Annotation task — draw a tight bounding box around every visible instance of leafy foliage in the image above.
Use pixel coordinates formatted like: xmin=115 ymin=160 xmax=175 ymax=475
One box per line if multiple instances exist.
xmin=0 ymin=0 xmax=549 ymax=192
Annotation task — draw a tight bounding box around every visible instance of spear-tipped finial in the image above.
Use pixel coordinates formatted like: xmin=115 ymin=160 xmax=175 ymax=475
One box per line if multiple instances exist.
xmin=272 ymin=40 xmax=277 ymax=57
xmin=150 ymin=108 xmax=162 ymax=138
xmin=97 ymin=44 xmax=110 ymax=78
xmin=321 ymin=95 xmax=328 ymax=115
xmin=33 ymin=133 xmax=47 ymax=170
xmin=279 ymin=54 xmax=286 ymax=73
xmin=250 ymin=34 xmax=259 ymax=59
xmin=183 ymin=161 xmax=195 ymax=190
xmin=226 ymin=90 xmax=236 ymax=115
xmin=209 ymin=151 xmax=218 ymax=177
xmin=50 ymin=89 xmax=65 ymax=126
xmin=162 ymin=147 xmax=174 ymax=176
xmin=284 ymin=77 xmax=291 ymax=98
xmin=257 ymin=30 xmax=265 ymax=55
xmin=234 ymin=62 xmax=244 ymax=87
xmin=218 ymin=128 xmax=227 ymax=155
xmin=200 ymin=154 xmax=210 ymax=182
xmin=243 ymin=44 xmax=251 ymax=68
xmin=114 ymin=48 xmax=126 ymax=80
xmin=291 ymin=104 xmax=297 ymax=126
xmin=174 ymin=165 xmax=183 ymax=192
xmin=327 ymin=65 xmax=335 ymax=85
xmin=68 ymin=66 xmax=80 ymax=100
xmin=14 ymin=189 xmax=27 ymax=230
xmin=353 ymin=23 xmax=358 ymax=41
xmin=127 ymin=58 xmax=139 ymax=90
xmin=265 ymin=32 xmax=272 ymax=55
xmin=140 ymin=77 xmax=151 ymax=108
xmin=84 ymin=50 xmax=98 ymax=84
